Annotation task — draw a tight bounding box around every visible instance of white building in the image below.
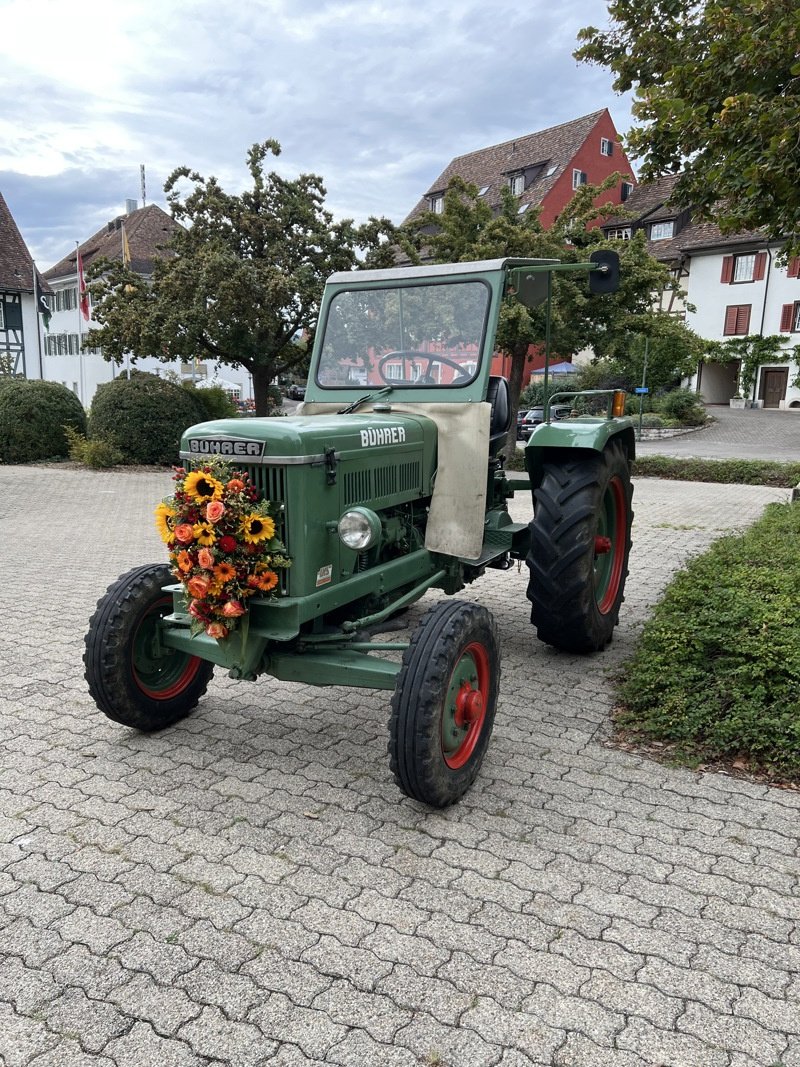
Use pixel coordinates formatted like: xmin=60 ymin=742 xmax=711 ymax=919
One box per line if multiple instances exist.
xmin=601 ymin=176 xmax=800 ymax=408
xmin=43 ymin=203 xmax=254 ymax=408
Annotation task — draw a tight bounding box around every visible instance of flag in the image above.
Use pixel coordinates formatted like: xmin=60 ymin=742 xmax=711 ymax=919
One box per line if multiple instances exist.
xmin=77 ymin=249 xmax=89 ymax=321
xmin=34 ymin=273 xmax=51 ymax=331
xmin=122 ymin=225 xmax=131 ymax=268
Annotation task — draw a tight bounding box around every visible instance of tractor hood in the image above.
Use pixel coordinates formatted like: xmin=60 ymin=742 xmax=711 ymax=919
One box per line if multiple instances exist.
xmin=179 ymin=413 xmax=434 ymax=466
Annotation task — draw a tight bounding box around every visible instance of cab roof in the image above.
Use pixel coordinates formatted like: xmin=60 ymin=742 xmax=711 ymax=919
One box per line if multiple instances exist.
xmin=326 ymin=257 xmax=557 ymax=286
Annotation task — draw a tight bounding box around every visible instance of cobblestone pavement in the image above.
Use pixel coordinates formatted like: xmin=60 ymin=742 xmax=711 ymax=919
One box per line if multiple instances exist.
xmin=1 ymin=464 xmax=798 ymax=1067
xmin=635 ymin=405 xmax=800 ymax=462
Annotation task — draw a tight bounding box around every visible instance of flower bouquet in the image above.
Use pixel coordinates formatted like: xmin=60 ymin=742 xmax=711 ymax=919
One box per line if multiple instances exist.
xmin=154 ymin=456 xmax=290 ymax=640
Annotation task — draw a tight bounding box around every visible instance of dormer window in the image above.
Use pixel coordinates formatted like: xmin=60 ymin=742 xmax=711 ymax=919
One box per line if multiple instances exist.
xmin=545 ymin=165 xmax=557 ymax=177
xmin=477 ymin=186 xmax=489 ymax=197
xmin=650 ymin=220 xmax=675 ymax=241
xmin=606 ymin=227 xmax=632 ymax=240
xmin=509 ymin=173 xmax=525 ymax=196
xmin=600 ymin=137 xmax=614 ymax=156
xmin=429 ymin=194 xmax=444 ymax=215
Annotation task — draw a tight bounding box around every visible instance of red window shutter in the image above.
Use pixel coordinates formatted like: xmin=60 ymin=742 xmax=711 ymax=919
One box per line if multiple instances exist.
xmin=724 ymin=306 xmax=738 ymax=334
xmin=788 ymin=257 xmax=800 ymax=279
xmin=740 ymin=304 xmax=751 ymax=333
xmin=780 ymin=304 xmax=794 ymax=332
xmin=720 ymin=256 xmax=734 ymax=284
xmin=753 ymin=252 xmax=767 ymax=281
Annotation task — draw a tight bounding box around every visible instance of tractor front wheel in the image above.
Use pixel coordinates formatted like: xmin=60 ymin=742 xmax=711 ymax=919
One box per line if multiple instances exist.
xmin=527 ymin=440 xmax=633 ymax=653
xmin=389 ymin=600 xmax=500 ymax=807
xmin=84 ymin=563 xmax=214 ymax=731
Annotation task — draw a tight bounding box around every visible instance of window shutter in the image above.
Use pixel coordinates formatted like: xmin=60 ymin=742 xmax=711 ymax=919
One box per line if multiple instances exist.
xmin=780 ymin=304 xmax=794 ymax=332
xmin=788 ymin=257 xmax=800 ymax=279
xmin=724 ymin=306 xmax=738 ymax=334
xmin=740 ymin=305 xmax=751 ymax=333
xmin=753 ymin=252 xmax=767 ymax=281
xmin=720 ymin=256 xmax=734 ymax=284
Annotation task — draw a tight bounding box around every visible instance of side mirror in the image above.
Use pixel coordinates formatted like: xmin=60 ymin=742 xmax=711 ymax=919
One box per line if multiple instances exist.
xmin=588 ymin=249 xmax=620 ymax=295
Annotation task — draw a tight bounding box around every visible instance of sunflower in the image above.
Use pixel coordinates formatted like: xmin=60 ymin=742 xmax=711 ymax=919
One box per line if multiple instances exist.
xmin=241 ymin=513 xmax=276 ymax=544
xmin=154 ymin=502 xmax=176 ymax=543
xmin=184 ymin=470 xmax=224 ymax=504
xmin=192 ymin=521 xmax=216 ymax=546
xmin=214 ymin=561 xmax=237 ymax=583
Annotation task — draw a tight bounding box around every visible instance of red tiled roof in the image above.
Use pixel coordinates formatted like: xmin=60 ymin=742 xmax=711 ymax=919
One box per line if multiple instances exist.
xmin=0 ymin=191 xmax=50 ymax=293
xmin=403 ymin=110 xmax=610 ymax=223
xmin=44 ymin=204 xmax=182 ymax=281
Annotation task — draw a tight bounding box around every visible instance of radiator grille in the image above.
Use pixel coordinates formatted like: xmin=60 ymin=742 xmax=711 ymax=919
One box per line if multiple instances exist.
xmin=242 ymin=464 xmax=289 ymax=594
xmin=344 ymin=461 xmax=421 ymax=506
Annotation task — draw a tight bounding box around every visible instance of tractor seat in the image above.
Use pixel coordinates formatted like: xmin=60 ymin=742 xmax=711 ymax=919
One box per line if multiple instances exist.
xmin=486 ymin=375 xmax=511 ymax=454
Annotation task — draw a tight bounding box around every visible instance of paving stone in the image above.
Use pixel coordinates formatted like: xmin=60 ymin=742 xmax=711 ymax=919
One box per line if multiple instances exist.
xmin=179 ymin=1005 xmax=273 ymax=1064
xmin=0 ymin=1003 xmax=58 ymax=1067
xmin=312 ymin=977 xmax=413 ymax=1042
xmin=43 ymin=986 xmax=131 ymax=1054
xmin=735 ymin=987 xmax=800 ymax=1036
xmin=177 ymin=958 xmax=265 ymax=1020
xmin=324 ymin=1028 xmax=420 ymax=1066
xmin=579 ymin=969 xmax=682 ymax=1028
xmin=241 ymin=947 xmax=333 ymax=1006
xmin=617 ymin=1015 xmax=729 ymax=1066
xmin=248 ymin=993 xmax=348 ymax=1059
xmin=53 ymin=906 xmax=133 ymax=954
xmin=110 ymin=931 xmax=197 ymax=984
xmin=394 ymin=1009 xmax=506 ymax=1067
xmin=102 ymin=1020 xmax=199 ymax=1067
xmin=0 ymin=954 xmax=60 ymax=1014
xmin=108 ymin=971 xmax=202 ymax=1036
xmin=377 ymin=963 xmax=474 ymax=1026
xmin=460 ymin=997 xmax=565 ymax=1063
xmin=27 ymin=1044 xmax=115 ymax=1067
xmin=300 ymin=934 xmax=394 ymax=992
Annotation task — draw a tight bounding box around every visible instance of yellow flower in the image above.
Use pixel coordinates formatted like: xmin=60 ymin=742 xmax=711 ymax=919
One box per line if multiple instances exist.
xmin=154 ymin=502 xmax=176 ymax=543
xmin=184 ymin=470 xmax=223 ymax=504
xmin=192 ymin=521 xmax=216 ymax=546
xmin=241 ymin=513 xmax=275 ymax=544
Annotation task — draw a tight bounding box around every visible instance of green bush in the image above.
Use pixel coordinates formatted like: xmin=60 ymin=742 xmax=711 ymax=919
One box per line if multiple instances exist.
xmin=617 ymin=502 xmax=800 ymax=778
xmin=184 ymin=383 xmax=238 ymax=421
xmin=632 ymin=456 xmax=800 ymax=487
xmin=653 ymin=389 xmax=707 ymax=426
xmin=89 ymin=374 xmax=205 ymax=465
xmin=64 ymin=426 xmax=123 ymax=468
xmin=0 ymin=379 xmax=86 ymax=463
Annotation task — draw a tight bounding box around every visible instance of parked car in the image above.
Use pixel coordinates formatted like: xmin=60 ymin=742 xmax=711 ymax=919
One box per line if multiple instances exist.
xmin=519 ymin=403 xmax=572 ymax=438
xmin=287 ymin=383 xmax=306 ymax=400
xmin=516 ymin=409 xmax=531 ymax=440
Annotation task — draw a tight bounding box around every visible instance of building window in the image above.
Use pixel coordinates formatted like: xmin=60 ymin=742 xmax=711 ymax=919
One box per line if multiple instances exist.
xmin=733 ymin=254 xmax=756 ymax=282
xmin=572 ymin=169 xmax=587 ymax=189
xmin=620 ymin=181 xmax=633 ymax=202
xmin=723 ymin=304 xmax=751 ymax=336
xmin=600 ymin=137 xmax=613 ymax=156
xmin=509 ymin=173 xmax=525 ymax=196
xmin=517 ymin=203 xmax=530 ymax=215
xmin=429 ymin=195 xmax=444 ymax=214
xmin=0 ymin=303 xmax=4 ymax=330
xmin=780 ymin=302 xmax=800 ymax=332
xmin=54 ymin=287 xmax=78 ymax=312
xmin=477 ymin=186 xmax=489 ymax=197
xmin=606 ymin=227 xmax=632 ymax=240
xmin=545 ymin=164 xmax=558 ymax=177
xmin=649 ymin=221 xmax=675 ymax=241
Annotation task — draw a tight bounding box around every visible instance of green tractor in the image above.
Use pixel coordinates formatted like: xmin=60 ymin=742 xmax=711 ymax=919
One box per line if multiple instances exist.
xmin=85 ymin=255 xmax=634 ymax=807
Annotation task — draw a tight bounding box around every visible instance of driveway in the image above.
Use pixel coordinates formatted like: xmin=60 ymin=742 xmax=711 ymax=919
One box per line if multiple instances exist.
xmin=1 ymin=465 xmax=798 ymax=1066
xmin=636 ymin=404 xmax=800 ymax=462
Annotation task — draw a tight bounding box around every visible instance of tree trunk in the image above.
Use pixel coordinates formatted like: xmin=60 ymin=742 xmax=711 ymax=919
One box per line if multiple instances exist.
xmin=501 ymin=345 xmax=530 ymax=463
xmin=252 ymin=364 xmax=274 ymax=417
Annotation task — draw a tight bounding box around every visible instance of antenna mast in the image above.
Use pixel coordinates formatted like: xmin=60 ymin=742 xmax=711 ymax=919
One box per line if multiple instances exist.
xmin=140 ymin=164 xmax=146 ymax=207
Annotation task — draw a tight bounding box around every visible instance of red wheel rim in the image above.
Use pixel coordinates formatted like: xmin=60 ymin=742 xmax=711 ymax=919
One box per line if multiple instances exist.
xmin=442 ymin=640 xmax=490 ymax=770
xmin=132 ymin=595 xmax=204 ymax=699
xmin=595 ymin=475 xmax=627 ymax=614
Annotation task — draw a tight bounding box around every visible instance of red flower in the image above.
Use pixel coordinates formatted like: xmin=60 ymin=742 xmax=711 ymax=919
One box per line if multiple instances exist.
xmin=218 ymin=535 xmax=237 ymax=553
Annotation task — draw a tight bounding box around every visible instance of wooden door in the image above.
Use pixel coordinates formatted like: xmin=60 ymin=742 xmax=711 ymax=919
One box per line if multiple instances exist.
xmin=760 ymin=368 xmax=788 ymax=408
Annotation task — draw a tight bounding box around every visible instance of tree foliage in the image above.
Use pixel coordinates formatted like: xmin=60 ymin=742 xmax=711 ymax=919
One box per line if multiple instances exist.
xmin=575 ymin=0 xmax=800 ymax=256
xmin=88 ymin=141 xmax=398 ymax=415
xmin=404 ymin=176 xmax=706 ymax=453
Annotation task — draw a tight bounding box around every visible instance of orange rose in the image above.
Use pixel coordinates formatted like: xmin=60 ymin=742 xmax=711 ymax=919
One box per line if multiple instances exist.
xmin=221 ymin=600 xmax=245 ymax=618
xmin=174 ymin=523 xmax=195 ymax=544
xmin=197 ymin=548 xmax=215 ymax=570
xmin=206 ymin=500 xmax=225 ymax=523
xmin=205 ymin=621 xmax=228 ymax=640
xmin=227 ymin=478 xmax=245 ymax=493
xmin=186 ymin=575 xmax=210 ymax=599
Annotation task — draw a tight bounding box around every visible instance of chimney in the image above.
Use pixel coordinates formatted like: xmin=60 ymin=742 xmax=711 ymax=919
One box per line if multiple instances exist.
xmin=125 ymin=199 xmax=138 ymax=214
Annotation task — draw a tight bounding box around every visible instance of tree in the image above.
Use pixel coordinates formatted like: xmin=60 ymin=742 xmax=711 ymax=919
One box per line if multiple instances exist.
xmin=575 ymin=0 xmax=800 ymax=256
xmin=88 ymin=141 xmax=398 ymax=415
xmin=404 ymin=176 xmax=705 ymax=455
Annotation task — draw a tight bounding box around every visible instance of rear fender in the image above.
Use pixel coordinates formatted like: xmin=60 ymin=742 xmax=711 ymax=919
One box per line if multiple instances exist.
xmin=524 ymin=419 xmax=635 ymax=492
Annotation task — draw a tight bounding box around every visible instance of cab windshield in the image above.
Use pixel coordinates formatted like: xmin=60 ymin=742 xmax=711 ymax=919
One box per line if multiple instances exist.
xmin=316 ymin=280 xmax=490 ymax=389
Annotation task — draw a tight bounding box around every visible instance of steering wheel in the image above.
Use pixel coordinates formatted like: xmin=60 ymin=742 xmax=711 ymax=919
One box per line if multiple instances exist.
xmin=377 ymin=351 xmax=473 ymax=386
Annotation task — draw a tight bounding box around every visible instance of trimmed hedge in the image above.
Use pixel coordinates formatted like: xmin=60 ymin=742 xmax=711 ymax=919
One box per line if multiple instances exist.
xmin=632 ymin=455 xmax=800 ymax=488
xmin=616 ymin=502 xmax=800 ymax=778
xmin=89 ymin=375 xmax=205 ymax=465
xmin=0 ymin=379 xmax=86 ymax=463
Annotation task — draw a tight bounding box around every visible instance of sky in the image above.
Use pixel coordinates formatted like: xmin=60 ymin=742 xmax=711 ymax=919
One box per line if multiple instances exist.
xmin=0 ymin=0 xmax=632 ymax=271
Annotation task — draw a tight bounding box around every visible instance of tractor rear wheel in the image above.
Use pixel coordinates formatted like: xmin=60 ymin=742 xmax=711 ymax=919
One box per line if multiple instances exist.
xmin=84 ymin=563 xmax=214 ymax=731
xmin=527 ymin=440 xmax=633 ymax=653
xmin=389 ymin=600 xmax=499 ymax=807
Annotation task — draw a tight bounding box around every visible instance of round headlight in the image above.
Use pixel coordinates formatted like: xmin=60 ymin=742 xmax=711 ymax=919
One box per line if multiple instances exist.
xmin=338 ymin=507 xmax=382 ymax=551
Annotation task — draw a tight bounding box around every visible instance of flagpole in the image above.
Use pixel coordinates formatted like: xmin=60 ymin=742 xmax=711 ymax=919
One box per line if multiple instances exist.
xmin=76 ymin=242 xmax=84 ymax=405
